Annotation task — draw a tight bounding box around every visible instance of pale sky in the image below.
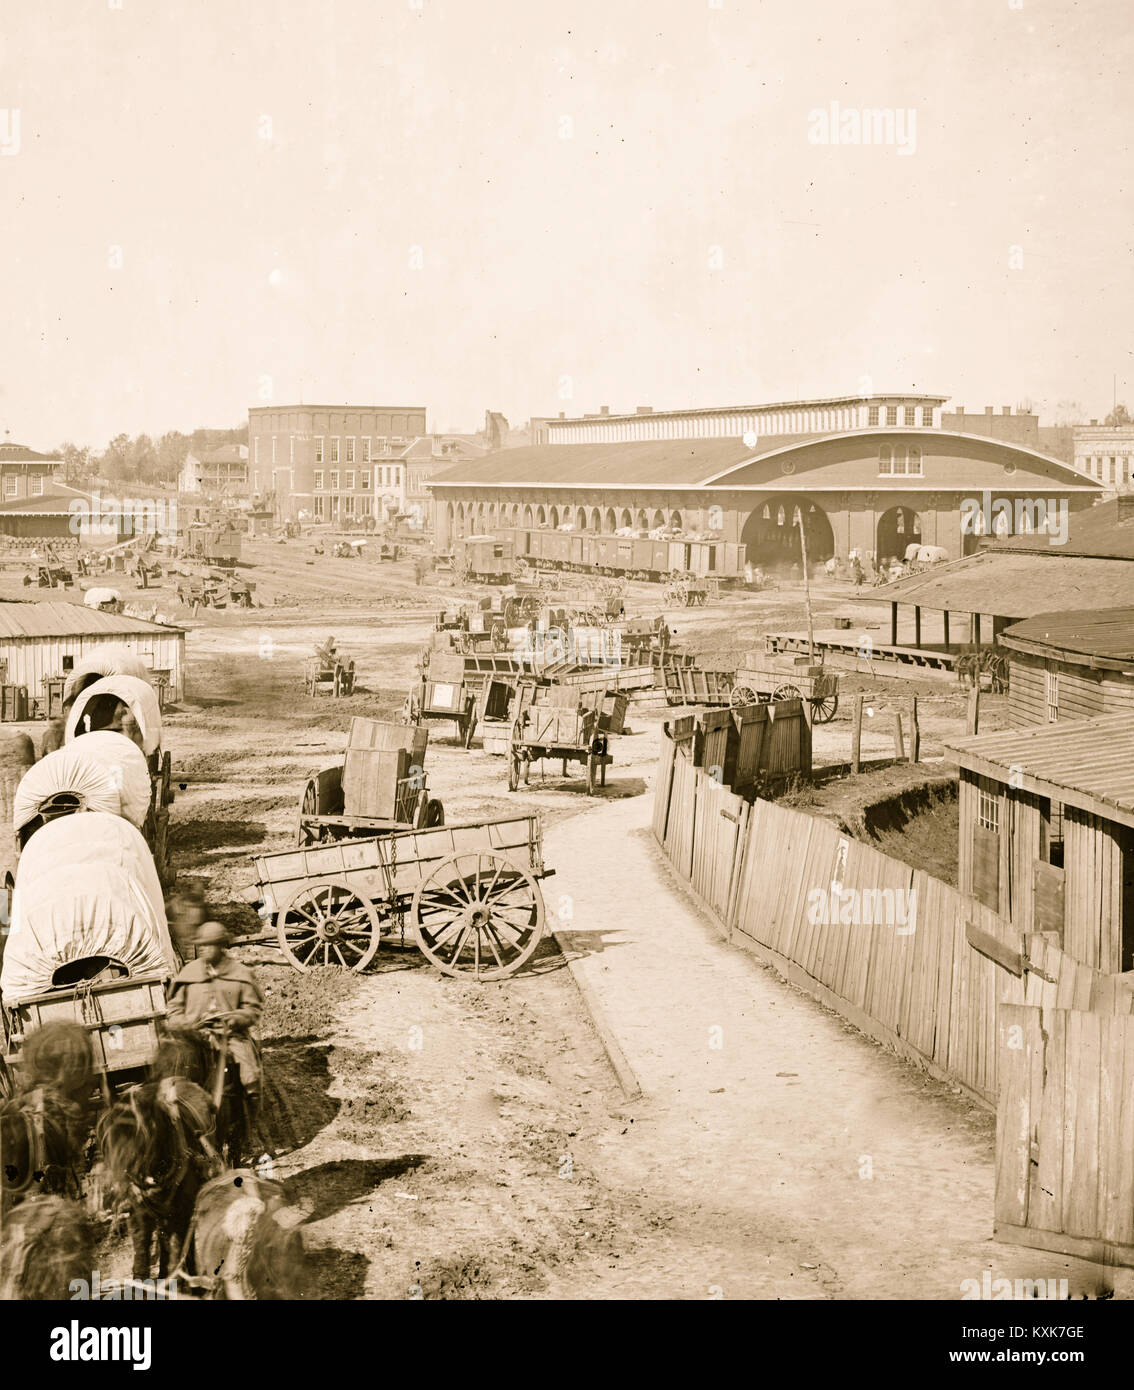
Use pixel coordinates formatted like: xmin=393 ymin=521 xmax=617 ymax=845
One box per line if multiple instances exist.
xmin=1 ymin=0 xmax=1130 ymax=448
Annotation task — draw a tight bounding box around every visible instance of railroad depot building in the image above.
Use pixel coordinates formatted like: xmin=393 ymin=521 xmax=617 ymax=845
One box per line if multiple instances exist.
xmin=248 ymin=404 xmax=428 ymax=522
xmin=428 ymin=394 xmax=1101 ymax=568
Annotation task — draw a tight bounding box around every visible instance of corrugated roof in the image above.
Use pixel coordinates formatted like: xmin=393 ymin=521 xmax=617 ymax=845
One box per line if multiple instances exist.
xmin=945 ymin=715 xmax=1134 ymax=827
xmin=0 ymin=602 xmax=184 ymax=639
xmin=990 ymin=496 xmax=1134 ymax=559
xmin=1001 ymin=607 xmax=1134 ymax=665
xmin=859 ymin=551 xmax=1134 ymax=619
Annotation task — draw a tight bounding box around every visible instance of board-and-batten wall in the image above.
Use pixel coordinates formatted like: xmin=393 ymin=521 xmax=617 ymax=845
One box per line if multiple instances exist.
xmin=0 ymin=632 xmax=185 ymax=702
xmin=958 ymin=769 xmax=1130 ymax=974
xmin=1008 ymin=651 xmax=1134 ymax=726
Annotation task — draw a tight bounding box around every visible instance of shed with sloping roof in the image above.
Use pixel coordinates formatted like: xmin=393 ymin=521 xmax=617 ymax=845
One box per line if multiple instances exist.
xmin=944 ymin=715 xmax=1134 ymax=972
xmin=0 ymin=602 xmax=185 ymax=707
xmin=1000 ymin=607 xmax=1134 ymax=726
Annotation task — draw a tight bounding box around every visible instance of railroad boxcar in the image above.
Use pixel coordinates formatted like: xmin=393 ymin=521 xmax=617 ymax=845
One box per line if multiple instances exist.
xmin=452 ymin=534 xmax=515 ymax=583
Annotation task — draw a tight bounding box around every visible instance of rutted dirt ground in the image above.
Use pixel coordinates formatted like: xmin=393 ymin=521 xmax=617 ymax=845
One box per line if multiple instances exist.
xmin=67 ymin=553 xmax=1071 ymax=1297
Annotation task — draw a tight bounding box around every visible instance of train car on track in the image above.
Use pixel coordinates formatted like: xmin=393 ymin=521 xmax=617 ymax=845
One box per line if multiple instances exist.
xmin=504 ymin=527 xmax=745 ymax=585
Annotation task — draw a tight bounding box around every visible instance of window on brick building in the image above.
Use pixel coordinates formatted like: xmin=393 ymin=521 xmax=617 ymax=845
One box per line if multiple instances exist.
xmin=346 ymin=437 xmax=355 ymax=463
xmin=868 ymin=406 xmax=880 ymax=426
xmin=315 ymin=438 xmax=324 ymax=463
xmin=330 ymin=438 xmax=339 ymax=463
xmin=4 ymin=475 xmax=16 ymax=499
xmin=361 ymin=471 xmax=370 ymax=489
xmin=314 ymin=470 xmax=324 ymax=491
xmin=878 ymin=445 xmax=894 ymax=475
xmin=345 ymin=470 xmax=355 ymax=490
xmin=330 ymin=470 xmax=339 ymax=490
xmin=343 ymin=495 xmax=355 ymax=516
xmin=362 ymin=437 xmax=370 ymax=463
xmin=886 ymin=406 xmax=898 ymax=425
xmin=313 ymin=496 xmax=325 ymax=520
xmin=30 ymin=474 xmax=43 ymax=497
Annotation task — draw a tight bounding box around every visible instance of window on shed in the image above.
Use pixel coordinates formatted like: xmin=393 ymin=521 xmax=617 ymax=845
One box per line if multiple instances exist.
xmin=1045 ymin=670 xmax=1059 ymax=723
xmin=977 ymin=787 xmax=999 ymax=831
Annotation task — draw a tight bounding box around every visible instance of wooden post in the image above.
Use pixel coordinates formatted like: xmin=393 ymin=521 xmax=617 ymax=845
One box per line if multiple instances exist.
xmin=851 ymin=694 xmax=864 ymax=774
xmin=943 ymin=609 xmax=950 ymax=650
xmin=914 ymin=605 xmax=922 ymax=648
xmin=890 ymin=602 xmax=898 ymax=646
xmin=973 ymin=612 xmax=982 ymax=648
xmin=966 ymin=687 xmax=980 ymax=735
xmin=909 ymin=696 xmax=920 ymax=763
xmin=796 ymin=509 xmax=815 ymax=659
xmin=893 ymin=712 xmax=905 ymax=761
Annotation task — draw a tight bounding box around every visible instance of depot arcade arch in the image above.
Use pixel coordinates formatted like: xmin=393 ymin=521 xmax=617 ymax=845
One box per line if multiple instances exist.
xmin=741 ymin=495 xmax=835 ymax=570
xmin=876 ymin=506 xmax=922 ymax=563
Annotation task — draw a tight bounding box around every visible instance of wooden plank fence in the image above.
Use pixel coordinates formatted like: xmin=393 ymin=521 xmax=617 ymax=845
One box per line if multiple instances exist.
xmin=650 ymin=728 xmax=1111 ymax=1108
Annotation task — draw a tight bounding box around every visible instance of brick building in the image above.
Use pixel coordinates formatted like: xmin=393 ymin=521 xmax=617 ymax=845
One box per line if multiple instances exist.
xmin=1072 ymin=422 xmax=1134 ymax=492
xmin=0 ymin=442 xmax=61 ymax=506
xmin=430 ymin=393 xmax=1101 ymax=568
xmin=247 ymin=404 xmax=427 ymax=522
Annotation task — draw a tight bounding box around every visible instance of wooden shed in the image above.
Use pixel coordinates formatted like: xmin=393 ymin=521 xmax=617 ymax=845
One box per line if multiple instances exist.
xmin=945 ymin=716 xmax=1134 ymax=972
xmin=0 ymin=602 xmax=186 ymax=707
xmin=999 ymin=607 xmax=1134 ymax=725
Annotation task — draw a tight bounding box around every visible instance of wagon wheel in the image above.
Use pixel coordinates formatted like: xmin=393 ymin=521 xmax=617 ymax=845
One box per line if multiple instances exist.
xmin=810 ymin=693 xmax=839 ymax=723
xmin=772 ymin=683 xmax=802 ymax=703
xmin=490 ymin=622 xmax=507 ymax=651
xmin=411 ymin=850 xmax=545 ymax=980
xmin=730 ymin=684 xmax=758 ymax=708
xmin=461 ymin=698 xmax=477 ymax=748
xmin=507 ymin=750 xmax=521 ymax=791
xmin=276 ymin=879 xmax=381 ymax=973
xmin=585 ymin=753 xmax=597 ymax=795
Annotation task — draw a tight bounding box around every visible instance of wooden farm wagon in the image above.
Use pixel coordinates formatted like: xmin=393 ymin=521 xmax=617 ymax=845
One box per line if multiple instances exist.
xmin=729 ymin=650 xmax=840 ymax=723
xmin=305 ymin=650 xmax=356 ymax=697
xmin=508 ymin=704 xmax=612 ymax=795
xmin=297 ymin=717 xmax=443 ymax=845
xmin=244 ymin=815 xmax=551 ymax=980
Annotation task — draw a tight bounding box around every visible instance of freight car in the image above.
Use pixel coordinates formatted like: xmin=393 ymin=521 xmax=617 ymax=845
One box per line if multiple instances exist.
xmin=503 ymin=528 xmax=745 ymax=584
xmin=452 ymin=534 xmax=515 ymax=584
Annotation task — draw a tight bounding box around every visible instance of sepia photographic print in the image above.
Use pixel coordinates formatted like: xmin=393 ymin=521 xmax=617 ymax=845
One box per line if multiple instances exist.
xmin=0 ymin=0 xmax=1131 ymax=1362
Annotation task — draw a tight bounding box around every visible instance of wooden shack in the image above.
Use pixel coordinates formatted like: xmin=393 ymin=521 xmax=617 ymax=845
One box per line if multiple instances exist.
xmin=946 ymin=716 xmax=1134 ymax=972
xmin=999 ymin=606 xmax=1134 ymax=725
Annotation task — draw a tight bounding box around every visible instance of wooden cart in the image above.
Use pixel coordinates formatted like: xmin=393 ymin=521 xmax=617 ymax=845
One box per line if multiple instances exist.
xmin=2 ymin=974 xmax=167 ymax=1102
xmin=297 ymin=718 xmax=443 ymax=845
xmin=729 ymin=652 xmax=840 ymax=723
xmin=508 ymin=704 xmax=612 ymax=795
xmin=660 ymin=665 xmax=735 ymax=706
xmin=304 ymin=654 xmax=356 ymax=697
xmin=245 ymin=815 xmax=550 ymax=980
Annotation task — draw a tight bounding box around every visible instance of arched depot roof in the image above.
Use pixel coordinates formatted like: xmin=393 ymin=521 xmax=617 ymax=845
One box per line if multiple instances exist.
xmin=428 ymin=431 xmax=1101 ymax=494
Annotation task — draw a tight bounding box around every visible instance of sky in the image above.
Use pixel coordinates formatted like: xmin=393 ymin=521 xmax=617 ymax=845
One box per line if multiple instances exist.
xmin=1 ymin=0 xmax=1130 ymax=449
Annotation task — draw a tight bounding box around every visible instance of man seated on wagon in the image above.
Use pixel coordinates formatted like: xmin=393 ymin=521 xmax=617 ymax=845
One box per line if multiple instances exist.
xmin=166 ymin=922 xmax=264 ymax=1154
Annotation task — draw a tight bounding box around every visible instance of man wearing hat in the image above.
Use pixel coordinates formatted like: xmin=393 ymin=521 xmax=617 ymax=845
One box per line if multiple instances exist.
xmin=166 ymin=922 xmax=264 ymax=1153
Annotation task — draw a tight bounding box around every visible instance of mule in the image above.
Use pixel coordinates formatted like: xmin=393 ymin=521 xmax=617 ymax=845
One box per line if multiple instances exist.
xmin=0 ymin=1195 xmax=94 ymax=1300
xmin=96 ymin=1077 xmax=217 ymax=1280
xmin=178 ymin=1169 xmax=308 ymax=1300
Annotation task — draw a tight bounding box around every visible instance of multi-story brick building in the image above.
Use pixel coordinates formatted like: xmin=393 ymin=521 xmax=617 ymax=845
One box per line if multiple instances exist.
xmin=1072 ymin=422 xmax=1134 ymax=492
xmin=247 ymin=404 xmax=427 ymax=522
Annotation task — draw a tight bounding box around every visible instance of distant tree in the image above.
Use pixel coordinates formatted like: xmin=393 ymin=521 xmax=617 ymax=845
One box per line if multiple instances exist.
xmin=128 ymin=434 xmax=158 ymax=484
xmin=56 ymin=442 xmax=91 ymax=484
xmin=1105 ymin=403 xmax=1131 ymax=427
xmin=156 ymin=431 xmax=191 ymax=483
xmin=101 ymin=433 xmax=133 ymax=482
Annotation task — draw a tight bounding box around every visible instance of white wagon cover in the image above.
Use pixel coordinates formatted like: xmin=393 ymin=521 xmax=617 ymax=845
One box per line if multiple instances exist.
xmin=1 ymin=813 xmax=175 ymax=1005
xmin=65 ymin=674 xmax=162 ymax=756
xmin=62 ymin=646 xmax=150 ymax=704
xmin=12 ymin=732 xmax=151 ymax=832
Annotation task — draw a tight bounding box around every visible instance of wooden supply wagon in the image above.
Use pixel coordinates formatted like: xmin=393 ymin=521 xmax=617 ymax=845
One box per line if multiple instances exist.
xmin=244 ymin=815 xmax=551 ymax=980
xmin=660 ymin=665 xmax=735 ymax=706
xmin=297 ymin=717 xmax=443 ymax=845
xmin=729 ymin=650 xmax=839 ymax=723
xmin=304 ymin=652 xmax=356 ymax=697
xmin=508 ymin=704 xmax=611 ymax=795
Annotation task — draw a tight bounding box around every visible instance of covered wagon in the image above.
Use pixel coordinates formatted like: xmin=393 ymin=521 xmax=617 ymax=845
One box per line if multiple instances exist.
xmin=64 ymin=675 xmax=174 ymax=883
xmin=12 ymin=732 xmax=151 ymax=850
xmin=1 ymin=813 xmax=176 ymax=1096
